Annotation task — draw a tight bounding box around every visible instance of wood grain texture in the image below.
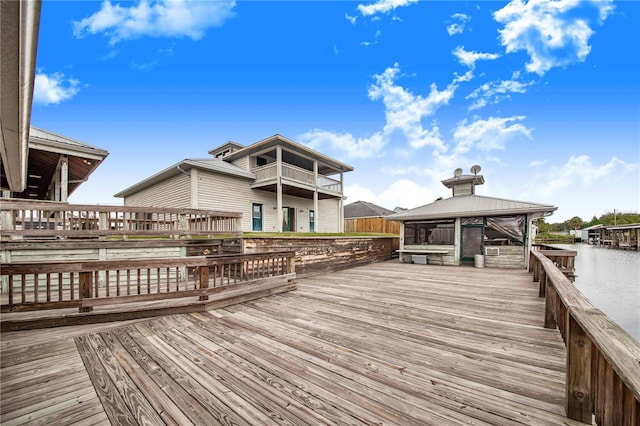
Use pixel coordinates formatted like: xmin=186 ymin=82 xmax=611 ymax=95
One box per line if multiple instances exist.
xmin=2 ymin=261 xmax=590 ymax=425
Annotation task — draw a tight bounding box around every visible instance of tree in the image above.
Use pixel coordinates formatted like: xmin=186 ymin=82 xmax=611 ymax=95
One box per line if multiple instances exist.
xmin=567 ymin=216 xmax=585 ymax=232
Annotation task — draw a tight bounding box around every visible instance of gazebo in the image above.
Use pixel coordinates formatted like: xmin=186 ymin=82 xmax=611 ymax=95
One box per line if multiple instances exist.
xmin=390 ymin=167 xmax=557 ymax=269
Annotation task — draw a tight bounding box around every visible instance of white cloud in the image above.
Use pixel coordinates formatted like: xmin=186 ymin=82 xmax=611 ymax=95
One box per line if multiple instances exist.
xmin=33 ymin=72 xmax=81 ymax=106
xmin=453 ymin=70 xmax=474 ymax=83
xmin=532 ymin=155 xmax=637 ymax=196
xmin=299 ymin=63 xmax=456 ymax=158
xmin=529 ymin=159 xmax=548 ymax=168
xmin=466 ymin=78 xmax=534 ymax=110
xmin=380 ymin=165 xmax=422 ymax=176
xmin=360 ymin=30 xmax=382 ymax=47
xmin=357 ymin=0 xmax=419 ymax=17
xmin=345 ymin=179 xmax=435 ymax=210
xmin=493 ymin=0 xmax=614 ymax=75
xmin=299 ymin=129 xmax=386 ymax=159
xmin=333 ymin=44 xmax=340 ymax=55
xmin=447 ymin=13 xmax=470 ymax=36
xmin=453 ymin=116 xmax=533 ymax=155
xmin=368 ymin=64 xmax=454 ymax=152
xmin=73 ymin=0 xmax=236 ymax=45
xmin=452 ymin=46 xmax=500 ymax=69
xmin=345 ymin=13 xmax=357 ymax=25
xmin=344 ymin=183 xmax=376 ymax=204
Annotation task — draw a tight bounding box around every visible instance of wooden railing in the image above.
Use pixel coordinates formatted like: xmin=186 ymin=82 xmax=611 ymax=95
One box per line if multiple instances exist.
xmin=251 ymin=163 xmax=342 ymax=193
xmin=0 ymin=199 xmax=242 ymax=240
xmin=529 ymin=249 xmax=640 ymax=424
xmin=1 ymin=251 xmax=295 ymax=314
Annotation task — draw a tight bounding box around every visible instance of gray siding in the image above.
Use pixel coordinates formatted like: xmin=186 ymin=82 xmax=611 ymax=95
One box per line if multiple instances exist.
xmin=318 ymin=199 xmax=339 ymax=232
xmin=230 ymin=156 xmax=249 ymax=171
xmin=125 ymin=174 xmax=191 ymax=208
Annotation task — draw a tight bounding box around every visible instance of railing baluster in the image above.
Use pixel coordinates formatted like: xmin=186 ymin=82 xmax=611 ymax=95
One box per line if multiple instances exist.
xmin=34 ymin=273 xmax=39 ymax=303
xmin=20 ymin=275 xmax=26 ymax=303
xmin=8 ymin=275 xmax=14 ymax=305
xmin=46 ymin=274 xmax=51 ymax=302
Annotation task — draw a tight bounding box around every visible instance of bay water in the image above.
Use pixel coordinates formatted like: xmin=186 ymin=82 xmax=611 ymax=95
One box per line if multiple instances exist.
xmin=555 ymin=244 xmax=639 ymax=342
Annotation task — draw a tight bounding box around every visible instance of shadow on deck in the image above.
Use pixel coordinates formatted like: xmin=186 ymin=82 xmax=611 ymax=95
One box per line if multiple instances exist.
xmin=1 ymin=261 xmax=588 ymax=425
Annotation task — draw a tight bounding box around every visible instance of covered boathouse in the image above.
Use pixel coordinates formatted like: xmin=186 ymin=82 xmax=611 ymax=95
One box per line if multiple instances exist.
xmin=391 ymin=166 xmax=557 ymax=269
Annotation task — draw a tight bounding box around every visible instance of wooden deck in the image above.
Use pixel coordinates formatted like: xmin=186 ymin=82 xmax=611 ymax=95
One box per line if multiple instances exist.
xmin=1 ymin=261 xmax=588 ymax=425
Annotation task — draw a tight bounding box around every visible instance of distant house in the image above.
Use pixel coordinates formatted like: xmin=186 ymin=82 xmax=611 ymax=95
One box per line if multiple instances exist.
xmin=581 ymin=224 xmax=606 ymax=244
xmin=1 ymin=127 xmax=109 ymax=201
xmin=344 ymin=201 xmax=395 ymax=219
xmin=390 ymin=168 xmax=557 ymax=269
xmin=115 ymin=134 xmax=354 ymax=233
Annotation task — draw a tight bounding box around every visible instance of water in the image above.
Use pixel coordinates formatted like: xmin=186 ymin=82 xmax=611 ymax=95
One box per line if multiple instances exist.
xmin=555 ymin=244 xmax=639 ymax=342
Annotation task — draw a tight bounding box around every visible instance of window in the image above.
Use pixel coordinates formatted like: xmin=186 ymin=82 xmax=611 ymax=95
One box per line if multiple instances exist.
xmin=404 ymin=220 xmax=455 ymax=245
xmin=309 ymin=210 xmax=315 ymax=232
xmin=485 ymin=215 xmax=525 ymax=246
xmin=252 ymin=203 xmax=262 ymax=231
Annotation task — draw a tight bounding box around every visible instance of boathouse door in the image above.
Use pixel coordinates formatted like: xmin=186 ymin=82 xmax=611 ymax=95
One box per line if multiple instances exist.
xmin=461 ymin=218 xmax=483 ymax=265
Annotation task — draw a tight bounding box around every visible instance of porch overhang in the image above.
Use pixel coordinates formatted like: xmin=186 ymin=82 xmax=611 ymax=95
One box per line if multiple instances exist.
xmin=0 ymin=0 xmax=42 ymax=192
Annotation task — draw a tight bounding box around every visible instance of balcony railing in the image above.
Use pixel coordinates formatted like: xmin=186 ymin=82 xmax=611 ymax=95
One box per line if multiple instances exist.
xmin=0 ymin=199 xmax=242 ymax=240
xmin=251 ymin=163 xmax=342 ymax=193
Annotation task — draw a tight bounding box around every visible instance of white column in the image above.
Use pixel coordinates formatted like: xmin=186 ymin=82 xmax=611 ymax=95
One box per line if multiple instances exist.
xmin=339 ymin=171 xmax=344 ymax=233
xmin=276 ymin=146 xmax=283 ymax=232
xmin=190 ymin=168 xmax=199 ymax=209
xmin=313 ymin=160 xmax=318 ymax=232
xmin=60 ymin=155 xmax=68 ymax=202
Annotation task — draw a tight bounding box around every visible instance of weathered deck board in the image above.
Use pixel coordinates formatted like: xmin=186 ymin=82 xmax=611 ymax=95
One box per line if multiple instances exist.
xmin=1 ymin=261 xmax=589 ymax=425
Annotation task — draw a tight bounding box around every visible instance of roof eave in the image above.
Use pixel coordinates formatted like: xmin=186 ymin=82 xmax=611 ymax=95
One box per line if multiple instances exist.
xmin=391 ymin=206 xmax=557 ymax=221
xmin=225 ymin=134 xmax=355 ymax=173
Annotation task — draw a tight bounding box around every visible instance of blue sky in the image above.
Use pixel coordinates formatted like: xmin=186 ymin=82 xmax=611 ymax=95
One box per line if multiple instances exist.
xmin=31 ymin=0 xmax=639 ymax=223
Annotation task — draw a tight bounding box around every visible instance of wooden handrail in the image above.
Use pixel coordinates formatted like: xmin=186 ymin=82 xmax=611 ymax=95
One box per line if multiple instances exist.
xmin=529 ymin=250 xmax=640 ymax=424
xmin=0 ymin=199 xmax=242 ymax=239
xmin=1 ymin=251 xmax=296 ymax=314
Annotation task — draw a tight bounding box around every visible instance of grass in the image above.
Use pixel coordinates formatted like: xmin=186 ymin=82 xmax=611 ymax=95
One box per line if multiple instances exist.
xmin=242 ymin=232 xmax=398 ymax=238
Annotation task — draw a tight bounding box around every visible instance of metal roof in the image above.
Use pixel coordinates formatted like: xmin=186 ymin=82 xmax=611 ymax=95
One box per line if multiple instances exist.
xmin=389 ymin=194 xmax=557 ymax=221
xmin=114 ymin=158 xmax=255 ymax=198
xmin=223 ymin=134 xmax=354 ymax=175
xmin=29 ymin=127 xmax=109 ymax=158
xmin=344 ymin=201 xmax=395 ymax=218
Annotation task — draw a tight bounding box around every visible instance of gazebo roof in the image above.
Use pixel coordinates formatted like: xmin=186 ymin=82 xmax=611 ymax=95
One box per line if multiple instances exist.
xmin=389 ymin=194 xmax=557 ymax=221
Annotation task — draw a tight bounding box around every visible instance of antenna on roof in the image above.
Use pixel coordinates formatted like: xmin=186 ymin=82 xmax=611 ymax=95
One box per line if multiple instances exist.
xmin=453 ymin=168 xmax=463 ymax=178
xmin=470 ymin=165 xmax=481 ymax=176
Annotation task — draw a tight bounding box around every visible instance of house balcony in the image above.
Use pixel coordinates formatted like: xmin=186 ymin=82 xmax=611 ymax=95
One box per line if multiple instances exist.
xmin=251 ymin=163 xmax=343 ymax=199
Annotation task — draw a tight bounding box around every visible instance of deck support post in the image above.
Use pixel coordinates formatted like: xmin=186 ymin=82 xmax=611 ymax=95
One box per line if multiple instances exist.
xmin=565 ymin=314 xmax=592 ymax=423
xmin=79 ymin=271 xmax=93 ymax=312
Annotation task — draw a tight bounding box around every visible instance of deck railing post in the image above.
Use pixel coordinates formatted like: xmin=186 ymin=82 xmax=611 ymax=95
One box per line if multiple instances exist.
xmin=544 ymin=274 xmax=556 ymax=329
xmin=538 ymin=262 xmax=546 ymax=297
xmin=79 ymin=271 xmax=93 ymax=313
xmin=286 ymin=254 xmax=296 ymax=279
xmin=566 ymin=313 xmax=593 ymax=423
xmin=198 ymin=265 xmax=210 ymax=301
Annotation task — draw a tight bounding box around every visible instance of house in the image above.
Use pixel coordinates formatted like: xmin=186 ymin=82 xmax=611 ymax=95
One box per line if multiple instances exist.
xmin=344 ymin=201 xmax=395 ymax=219
xmin=1 ymin=127 xmax=109 ymax=201
xmin=390 ymin=167 xmax=557 ymax=269
xmin=115 ymin=134 xmax=354 ymax=233
xmin=581 ymin=224 xmax=606 ymax=245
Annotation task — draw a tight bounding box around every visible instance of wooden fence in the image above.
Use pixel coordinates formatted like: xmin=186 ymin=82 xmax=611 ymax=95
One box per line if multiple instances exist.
xmin=529 ymin=249 xmax=639 ymax=424
xmin=0 ymin=199 xmax=242 ymax=240
xmin=1 ymin=251 xmax=295 ymax=315
xmin=344 ymin=217 xmax=400 ymax=234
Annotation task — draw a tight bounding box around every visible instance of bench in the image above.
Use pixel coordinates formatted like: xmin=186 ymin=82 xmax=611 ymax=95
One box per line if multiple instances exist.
xmin=396 ymin=249 xmax=449 ymax=265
